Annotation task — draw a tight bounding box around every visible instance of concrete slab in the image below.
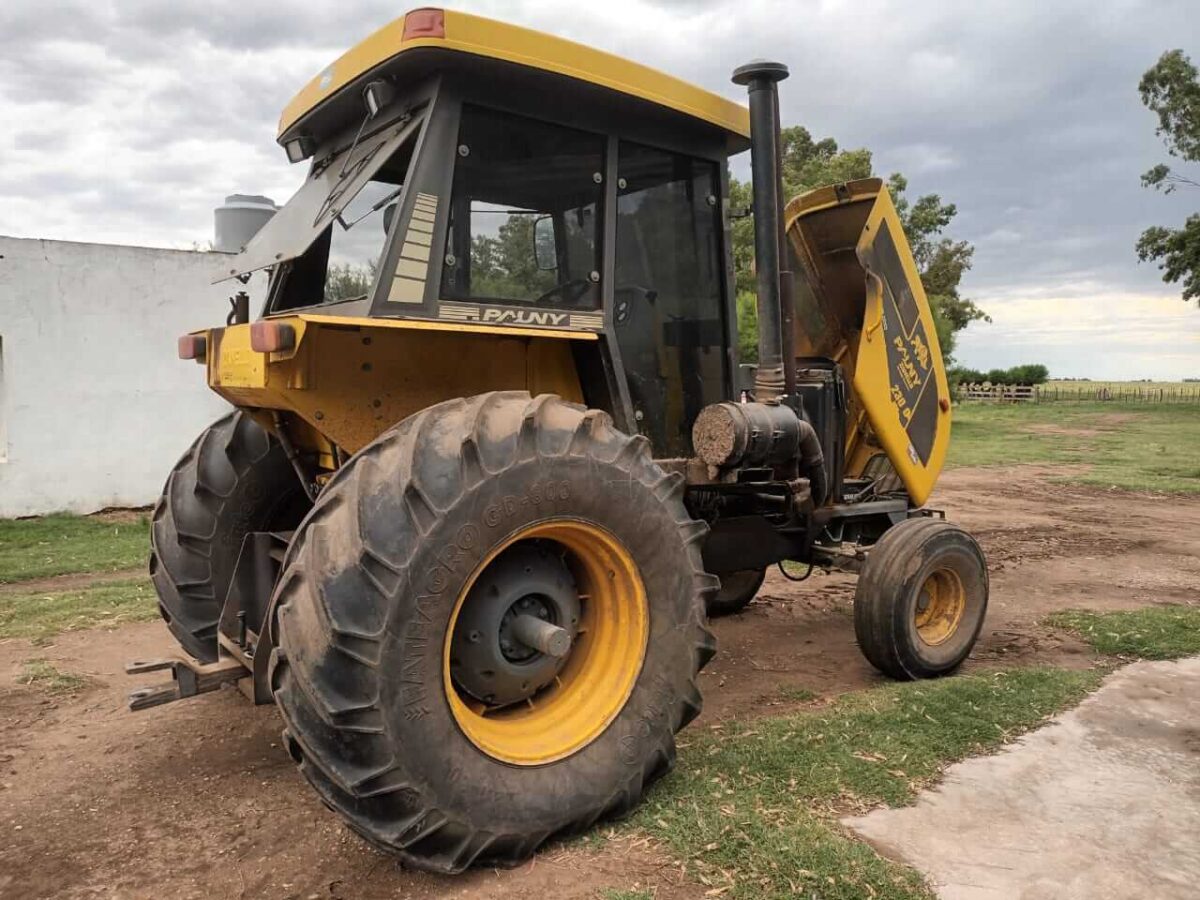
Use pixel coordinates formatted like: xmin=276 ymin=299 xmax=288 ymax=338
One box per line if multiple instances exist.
xmin=845 ymin=658 xmax=1200 ymax=900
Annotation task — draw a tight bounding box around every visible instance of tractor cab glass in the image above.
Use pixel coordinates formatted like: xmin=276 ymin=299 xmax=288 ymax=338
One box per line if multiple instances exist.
xmin=247 ymin=109 xmax=425 ymax=313
xmin=613 ymin=141 xmax=727 ymax=455
xmin=443 ymin=105 xmax=604 ymax=309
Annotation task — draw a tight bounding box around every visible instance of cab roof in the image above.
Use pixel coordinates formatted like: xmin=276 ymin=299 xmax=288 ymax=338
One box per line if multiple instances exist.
xmin=278 ymin=8 xmax=750 ymax=145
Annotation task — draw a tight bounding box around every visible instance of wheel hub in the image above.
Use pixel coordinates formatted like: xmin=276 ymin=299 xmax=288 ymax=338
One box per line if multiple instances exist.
xmin=914 ymin=567 xmax=967 ymax=646
xmin=444 ymin=520 xmax=649 ymax=766
xmin=450 ymin=542 xmax=580 ymax=708
xmin=498 ymin=594 xmax=554 ymax=662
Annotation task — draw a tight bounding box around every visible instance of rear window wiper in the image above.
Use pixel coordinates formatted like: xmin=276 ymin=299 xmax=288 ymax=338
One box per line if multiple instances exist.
xmin=336 ymin=184 xmax=405 ymax=231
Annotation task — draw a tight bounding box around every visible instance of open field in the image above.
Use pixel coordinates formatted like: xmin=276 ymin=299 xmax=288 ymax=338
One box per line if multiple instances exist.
xmin=1 ymin=403 xmax=1197 ymax=898
xmin=949 ymin=402 xmax=1200 ymax=492
xmin=1044 ymin=379 xmax=1196 ymax=393
xmin=959 ymin=380 xmax=1200 ymax=405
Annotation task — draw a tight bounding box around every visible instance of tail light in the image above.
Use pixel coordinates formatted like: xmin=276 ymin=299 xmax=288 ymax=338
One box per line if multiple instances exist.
xmin=250 ymin=321 xmax=296 ymax=353
xmin=403 ymin=8 xmax=445 ymax=40
xmin=178 ymin=334 xmax=206 ymax=362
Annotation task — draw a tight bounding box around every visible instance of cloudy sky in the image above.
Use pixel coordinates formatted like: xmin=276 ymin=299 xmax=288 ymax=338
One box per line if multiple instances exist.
xmin=3 ymin=0 xmax=1198 ymax=378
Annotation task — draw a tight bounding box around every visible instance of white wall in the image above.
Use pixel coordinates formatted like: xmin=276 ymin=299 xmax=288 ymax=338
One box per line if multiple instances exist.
xmin=0 ymin=236 xmax=265 ymax=517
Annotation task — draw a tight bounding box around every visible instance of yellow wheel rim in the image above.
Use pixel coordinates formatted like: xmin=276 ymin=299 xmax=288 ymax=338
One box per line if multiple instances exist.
xmin=913 ymin=568 xmax=966 ymax=646
xmin=444 ymin=520 xmax=648 ymax=766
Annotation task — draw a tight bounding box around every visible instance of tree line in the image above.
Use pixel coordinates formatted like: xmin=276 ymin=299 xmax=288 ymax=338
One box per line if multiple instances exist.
xmin=948 ymin=364 xmax=1050 ymax=386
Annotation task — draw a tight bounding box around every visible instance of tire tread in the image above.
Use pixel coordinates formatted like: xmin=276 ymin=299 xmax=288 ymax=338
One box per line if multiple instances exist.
xmin=270 ymin=392 xmax=715 ymax=873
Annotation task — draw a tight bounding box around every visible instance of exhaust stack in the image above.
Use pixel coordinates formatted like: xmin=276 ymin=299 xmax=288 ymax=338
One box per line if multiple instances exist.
xmin=732 ymin=60 xmax=791 ymax=401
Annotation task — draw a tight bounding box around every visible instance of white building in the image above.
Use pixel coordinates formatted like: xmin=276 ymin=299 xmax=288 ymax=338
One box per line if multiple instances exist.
xmin=0 ymin=236 xmax=265 ymax=517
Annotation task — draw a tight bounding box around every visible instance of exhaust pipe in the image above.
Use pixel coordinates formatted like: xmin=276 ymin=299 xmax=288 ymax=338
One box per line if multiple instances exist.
xmin=699 ymin=66 xmax=829 ymax=506
xmin=732 ymin=59 xmax=791 ymax=402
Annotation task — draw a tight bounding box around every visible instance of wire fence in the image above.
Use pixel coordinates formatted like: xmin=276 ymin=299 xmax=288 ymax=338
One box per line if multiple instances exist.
xmin=955 ymin=384 xmax=1200 ymax=405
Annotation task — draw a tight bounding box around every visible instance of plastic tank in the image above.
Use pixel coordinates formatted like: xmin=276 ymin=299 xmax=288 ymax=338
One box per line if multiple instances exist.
xmin=214 ymin=194 xmax=278 ymax=253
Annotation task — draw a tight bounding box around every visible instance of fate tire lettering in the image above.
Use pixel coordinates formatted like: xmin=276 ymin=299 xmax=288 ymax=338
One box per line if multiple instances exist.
xmin=402 ymin=523 xmax=483 ymax=715
xmin=483 ymin=481 xmax=570 ymax=528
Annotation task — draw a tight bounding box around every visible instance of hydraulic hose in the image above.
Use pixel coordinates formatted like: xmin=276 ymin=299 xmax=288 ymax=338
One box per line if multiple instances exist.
xmin=795 ymin=417 xmax=828 ymax=507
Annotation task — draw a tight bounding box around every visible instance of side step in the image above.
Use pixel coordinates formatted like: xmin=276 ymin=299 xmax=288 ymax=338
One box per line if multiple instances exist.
xmin=125 ymin=656 xmax=249 ymax=711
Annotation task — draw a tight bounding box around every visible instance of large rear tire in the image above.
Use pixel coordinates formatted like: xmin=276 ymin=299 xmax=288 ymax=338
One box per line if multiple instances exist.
xmin=705 ymin=569 xmax=766 ymax=617
xmin=268 ymin=392 xmax=718 ymax=873
xmin=853 ymin=517 xmax=988 ymax=680
xmin=150 ymin=411 xmax=311 ymax=662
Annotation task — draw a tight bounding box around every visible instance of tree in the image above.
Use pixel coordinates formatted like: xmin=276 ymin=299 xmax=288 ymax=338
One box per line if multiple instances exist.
xmin=1136 ymin=50 xmax=1200 ymax=303
xmin=1008 ymin=363 xmax=1050 ymax=385
xmin=735 ymin=290 xmax=758 ymax=362
xmin=985 ymin=368 xmax=1011 ymax=386
xmin=779 ymin=127 xmax=874 ymax=195
xmin=1138 ymin=218 xmax=1200 ymax=301
xmin=325 ymin=262 xmax=374 ymax=302
xmin=731 ymin=126 xmax=872 ymax=298
xmin=732 ymin=127 xmax=986 ymax=363
xmin=469 ymin=214 xmax=557 ymax=299
xmin=948 ymin=366 xmax=986 ymax=386
xmin=950 ymin=364 xmax=1048 ymax=386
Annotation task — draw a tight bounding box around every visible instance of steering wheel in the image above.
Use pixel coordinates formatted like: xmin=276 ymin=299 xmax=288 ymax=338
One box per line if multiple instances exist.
xmin=533 ymin=278 xmax=593 ymax=308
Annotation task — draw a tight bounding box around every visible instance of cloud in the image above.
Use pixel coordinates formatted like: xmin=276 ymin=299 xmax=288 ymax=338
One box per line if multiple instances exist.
xmin=957 ymin=290 xmax=1200 ymax=379
xmin=1 ymin=0 xmax=1198 ymax=377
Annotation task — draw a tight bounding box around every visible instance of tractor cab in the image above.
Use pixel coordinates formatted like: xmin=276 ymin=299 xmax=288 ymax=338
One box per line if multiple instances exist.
xmin=219 ymin=7 xmax=748 ymax=455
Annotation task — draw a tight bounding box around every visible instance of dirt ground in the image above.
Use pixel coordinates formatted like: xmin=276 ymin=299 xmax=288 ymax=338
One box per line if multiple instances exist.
xmin=2 ymin=465 xmax=1198 ymax=900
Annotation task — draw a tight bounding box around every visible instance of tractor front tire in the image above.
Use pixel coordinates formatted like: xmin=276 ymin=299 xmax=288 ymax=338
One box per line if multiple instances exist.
xmin=705 ymin=569 xmax=766 ymax=617
xmin=151 ymin=411 xmax=311 ymax=662
xmin=268 ymin=392 xmax=717 ymax=873
xmin=854 ymin=518 xmax=988 ymax=680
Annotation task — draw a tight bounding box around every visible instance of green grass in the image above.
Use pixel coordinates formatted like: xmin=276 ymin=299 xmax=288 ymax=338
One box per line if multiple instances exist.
xmin=0 ymin=513 xmax=150 ymax=584
xmin=948 ymin=403 xmax=1200 ymax=493
xmin=17 ymin=659 xmax=89 ymax=693
xmin=597 ymin=891 xmax=653 ymax=900
xmin=628 ymin=667 xmax=1103 ymax=900
xmin=0 ymin=578 xmax=158 ymax=642
xmin=1047 ymin=606 xmax=1200 ymax=660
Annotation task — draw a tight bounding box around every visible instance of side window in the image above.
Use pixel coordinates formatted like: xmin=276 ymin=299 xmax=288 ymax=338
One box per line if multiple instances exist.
xmin=614 ymin=143 xmax=727 ymax=455
xmin=443 ymin=105 xmax=604 ymax=309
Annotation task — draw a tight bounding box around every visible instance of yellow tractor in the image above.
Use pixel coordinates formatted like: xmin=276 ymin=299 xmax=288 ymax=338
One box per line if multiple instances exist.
xmin=134 ymin=8 xmax=988 ymax=873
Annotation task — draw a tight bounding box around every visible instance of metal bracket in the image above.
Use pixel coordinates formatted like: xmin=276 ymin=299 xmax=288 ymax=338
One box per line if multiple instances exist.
xmin=125 ymin=656 xmax=249 ymax=711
